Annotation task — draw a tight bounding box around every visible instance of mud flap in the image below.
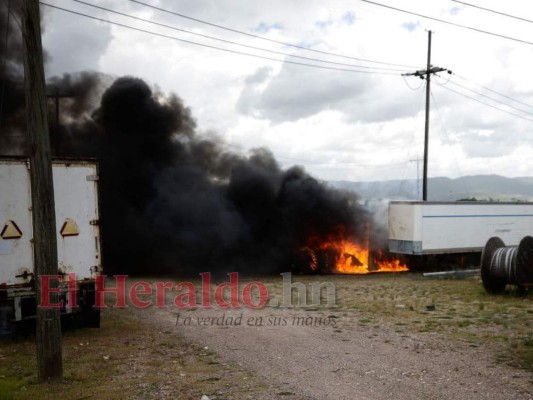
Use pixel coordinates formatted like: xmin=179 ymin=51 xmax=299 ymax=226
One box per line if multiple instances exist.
xmin=0 ymin=301 xmax=15 ymax=335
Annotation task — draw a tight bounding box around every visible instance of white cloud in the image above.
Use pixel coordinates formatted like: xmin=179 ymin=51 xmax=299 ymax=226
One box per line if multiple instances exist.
xmin=41 ymin=0 xmax=533 ymax=182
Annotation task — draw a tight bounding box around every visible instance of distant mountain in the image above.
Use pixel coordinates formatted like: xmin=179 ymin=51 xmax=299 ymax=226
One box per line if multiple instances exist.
xmin=329 ymin=175 xmax=533 ymax=201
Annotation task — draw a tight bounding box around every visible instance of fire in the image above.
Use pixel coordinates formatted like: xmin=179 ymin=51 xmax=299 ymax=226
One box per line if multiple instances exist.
xmin=317 ymin=239 xmax=409 ymax=274
xmin=374 ymin=254 xmax=410 ymax=273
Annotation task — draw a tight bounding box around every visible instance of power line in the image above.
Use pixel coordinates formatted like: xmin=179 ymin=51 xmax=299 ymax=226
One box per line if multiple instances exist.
xmin=450 ymin=0 xmax=533 ymax=24
xmin=41 ymin=2 xmax=402 ymax=76
xmin=0 ymin=0 xmax=21 ymax=30
xmin=357 ymin=0 xmax=533 ymax=46
xmin=446 ymin=79 xmax=533 ymax=118
xmin=453 ymin=73 xmax=533 ymax=111
xmin=227 ymin=144 xmax=410 ymax=169
xmin=277 ymin=157 xmax=410 ymax=169
xmin=434 ymin=81 xmax=533 ymax=123
xmin=129 ymin=0 xmax=417 ymax=68
xmin=69 ymin=0 xmax=408 ymax=72
xmin=430 ymin=90 xmax=470 ymax=198
xmin=397 ymin=86 xmax=426 ymax=198
xmin=433 ymin=71 xmax=452 ymax=86
xmin=402 ymin=74 xmax=424 ymax=90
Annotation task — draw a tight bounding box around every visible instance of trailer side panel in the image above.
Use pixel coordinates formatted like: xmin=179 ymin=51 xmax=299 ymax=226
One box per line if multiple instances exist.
xmin=389 ymin=201 xmax=533 ymax=255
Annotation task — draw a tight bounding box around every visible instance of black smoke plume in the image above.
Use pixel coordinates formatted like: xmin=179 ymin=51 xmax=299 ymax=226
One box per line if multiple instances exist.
xmin=0 ymin=3 xmax=25 ymax=153
xmin=2 ymin=71 xmax=372 ymax=275
xmin=0 ymin=6 xmax=374 ymax=275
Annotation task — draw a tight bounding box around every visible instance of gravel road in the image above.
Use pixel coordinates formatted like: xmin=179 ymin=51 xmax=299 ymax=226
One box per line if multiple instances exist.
xmin=148 ymin=305 xmax=532 ymax=400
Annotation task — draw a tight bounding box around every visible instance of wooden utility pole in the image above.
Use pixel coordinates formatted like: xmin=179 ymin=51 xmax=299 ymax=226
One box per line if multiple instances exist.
xmin=46 ymin=88 xmax=74 ymax=128
xmin=403 ymin=31 xmax=448 ymax=201
xmin=21 ymin=0 xmax=63 ymax=383
xmin=422 ymin=30 xmax=432 ymax=202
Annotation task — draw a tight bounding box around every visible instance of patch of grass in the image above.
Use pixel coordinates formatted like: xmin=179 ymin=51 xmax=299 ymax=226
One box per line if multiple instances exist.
xmin=456 ymin=320 xmax=472 ymax=328
xmin=0 ymin=380 xmax=22 ymax=400
xmin=0 ymin=302 xmax=269 ymax=399
xmin=201 ymin=377 xmax=221 ymax=382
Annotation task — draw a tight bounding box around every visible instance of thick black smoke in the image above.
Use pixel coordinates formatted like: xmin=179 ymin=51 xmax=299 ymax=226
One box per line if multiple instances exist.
xmin=2 ymin=69 xmax=371 ymax=274
xmin=0 ymin=5 xmax=373 ymax=275
xmin=0 ymin=4 xmax=25 ymax=153
xmin=84 ymin=76 xmax=371 ymax=274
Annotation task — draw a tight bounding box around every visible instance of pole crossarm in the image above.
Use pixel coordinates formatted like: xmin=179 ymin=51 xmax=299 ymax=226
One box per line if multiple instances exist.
xmin=402 ymin=67 xmax=448 ymax=78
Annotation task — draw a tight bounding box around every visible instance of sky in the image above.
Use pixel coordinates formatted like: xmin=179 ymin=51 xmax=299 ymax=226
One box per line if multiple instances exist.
xmin=39 ymin=0 xmax=533 ymax=183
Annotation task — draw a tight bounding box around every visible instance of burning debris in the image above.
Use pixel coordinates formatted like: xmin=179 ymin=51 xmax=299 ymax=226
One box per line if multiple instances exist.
xmin=294 ymin=228 xmax=408 ymax=274
xmin=0 ymin=7 xmax=407 ymax=275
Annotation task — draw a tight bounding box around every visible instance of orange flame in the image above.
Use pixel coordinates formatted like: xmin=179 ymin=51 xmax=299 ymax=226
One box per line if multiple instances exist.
xmin=374 ymin=254 xmax=410 ymax=274
xmin=317 ymin=239 xmax=409 ymax=274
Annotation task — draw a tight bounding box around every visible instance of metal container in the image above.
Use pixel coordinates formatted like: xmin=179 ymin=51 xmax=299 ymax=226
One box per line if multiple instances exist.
xmin=389 ymin=201 xmax=533 ymax=255
xmin=0 ymin=157 xmax=102 ymax=330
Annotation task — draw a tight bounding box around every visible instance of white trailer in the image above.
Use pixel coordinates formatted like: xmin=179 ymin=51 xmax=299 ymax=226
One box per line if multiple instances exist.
xmin=389 ymin=201 xmax=533 ymax=255
xmin=0 ymin=158 xmax=101 ymax=333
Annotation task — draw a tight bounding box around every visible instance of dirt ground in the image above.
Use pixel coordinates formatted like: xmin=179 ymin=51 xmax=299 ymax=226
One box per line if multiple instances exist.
xmin=157 ymin=273 xmax=533 ymax=400
xmin=168 ymin=305 xmax=532 ymax=400
xmin=1 ymin=273 xmax=532 ymax=399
